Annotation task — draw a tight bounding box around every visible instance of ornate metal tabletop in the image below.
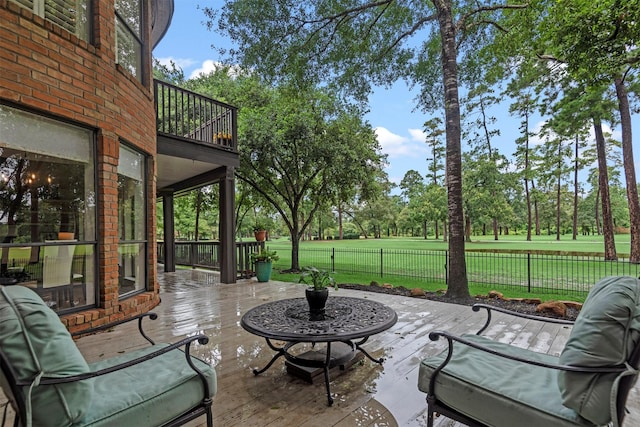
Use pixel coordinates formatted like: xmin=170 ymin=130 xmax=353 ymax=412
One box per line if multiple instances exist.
xmin=241 ymin=296 xmax=398 ymax=405
xmin=241 ymin=296 xmax=398 ymax=342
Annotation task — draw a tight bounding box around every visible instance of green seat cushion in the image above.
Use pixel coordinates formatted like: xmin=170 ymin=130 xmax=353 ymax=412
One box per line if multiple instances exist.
xmin=0 ymin=285 xmax=92 ymax=426
xmin=78 ymin=344 xmax=216 ymax=426
xmin=558 ymin=276 xmax=640 ymax=425
xmin=419 ymin=334 xmax=592 ymax=427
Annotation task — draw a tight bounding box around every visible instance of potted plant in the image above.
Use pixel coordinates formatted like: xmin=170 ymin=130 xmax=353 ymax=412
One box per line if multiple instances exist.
xmin=250 ymin=249 xmax=279 ymax=282
xmin=299 ymin=266 xmax=337 ymax=317
xmin=253 ymin=221 xmax=267 ymax=242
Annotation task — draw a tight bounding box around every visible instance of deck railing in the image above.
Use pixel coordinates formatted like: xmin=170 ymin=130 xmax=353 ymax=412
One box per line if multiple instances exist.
xmin=157 ymin=241 xmax=263 ymax=279
xmin=154 ymin=79 xmax=237 ymax=151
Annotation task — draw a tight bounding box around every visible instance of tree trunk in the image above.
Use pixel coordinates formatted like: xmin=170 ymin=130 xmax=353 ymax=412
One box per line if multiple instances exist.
xmin=614 ymin=77 xmax=640 ymax=263
xmin=194 ymin=191 xmax=202 ymax=241
xmin=524 ymin=110 xmax=532 ymax=241
xmin=532 ymin=180 xmax=541 ymax=236
xmin=435 ymin=0 xmax=469 ymax=299
xmin=572 ymin=135 xmax=578 ymax=241
xmin=435 ymin=220 xmax=439 ymax=240
xmin=338 ymin=205 xmax=344 ymax=240
xmin=493 ymin=218 xmax=498 ymax=240
xmin=290 ymin=231 xmax=300 ymax=270
xmin=443 ymin=218 xmax=448 ymax=242
xmin=556 ymin=143 xmax=562 ymax=241
xmin=593 ymin=116 xmax=616 ymax=260
xmin=595 ymin=186 xmax=601 ymax=235
xmin=465 ymin=215 xmax=472 ymax=242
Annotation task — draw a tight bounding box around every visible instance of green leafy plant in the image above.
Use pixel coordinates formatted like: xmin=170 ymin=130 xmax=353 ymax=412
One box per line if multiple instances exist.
xmin=299 ymin=266 xmax=337 ymax=291
xmin=250 ymin=249 xmax=279 ymax=263
xmin=253 ymin=220 xmax=268 ymax=232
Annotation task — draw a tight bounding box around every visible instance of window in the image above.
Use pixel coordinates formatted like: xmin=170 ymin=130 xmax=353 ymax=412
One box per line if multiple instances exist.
xmin=10 ymin=0 xmax=91 ymax=41
xmin=115 ymin=0 xmax=143 ymax=81
xmin=118 ymin=143 xmax=146 ymax=295
xmin=0 ymin=104 xmax=96 ymax=312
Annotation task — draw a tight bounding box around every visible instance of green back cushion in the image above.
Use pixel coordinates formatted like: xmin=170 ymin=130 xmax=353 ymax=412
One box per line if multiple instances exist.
xmin=558 ymin=276 xmax=640 ymax=425
xmin=0 ymin=285 xmax=92 ymax=426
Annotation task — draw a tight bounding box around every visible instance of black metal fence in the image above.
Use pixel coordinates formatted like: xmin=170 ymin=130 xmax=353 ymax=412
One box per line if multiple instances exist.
xmin=160 ymin=241 xmax=640 ymax=297
xmin=268 ymin=246 xmax=640 ymax=297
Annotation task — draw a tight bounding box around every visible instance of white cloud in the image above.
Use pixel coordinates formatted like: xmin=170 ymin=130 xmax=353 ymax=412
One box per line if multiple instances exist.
xmin=188 ymin=59 xmax=220 ymax=79
xmin=408 ymin=128 xmax=425 ymax=142
xmin=188 ymin=60 xmax=249 ymax=80
xmin=155 ymin=56 xmax=196 ymax=71
xmin=375 ymin=127 xmax=411 ymax=158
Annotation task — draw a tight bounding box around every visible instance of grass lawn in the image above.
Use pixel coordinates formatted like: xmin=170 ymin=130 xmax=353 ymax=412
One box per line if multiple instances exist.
xmin=261 ymin=233 xmax=633 ymax=303
xmin=265 ymin=233 xmax=631 ymax=253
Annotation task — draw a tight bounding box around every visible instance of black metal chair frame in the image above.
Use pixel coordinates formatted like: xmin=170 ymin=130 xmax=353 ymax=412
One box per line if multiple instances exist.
xmin=1 ymin=313 xmax=213 ymax=427
xmin=425 ymin=304 xmax=640 ymax=427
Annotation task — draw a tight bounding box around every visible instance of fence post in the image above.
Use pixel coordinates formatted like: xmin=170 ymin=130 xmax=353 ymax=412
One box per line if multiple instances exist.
xmin=445 ymin=250 xmax=448 ymax=285
xmin=331 ymin=247 xmax=335 ymax=272
xmin=380 ymin=248 xmax=383 ymax=278
xmin=190 ymin=242 xmax=197 ymax=268
xmin=527 ymin=252 xmax=531 ymax=293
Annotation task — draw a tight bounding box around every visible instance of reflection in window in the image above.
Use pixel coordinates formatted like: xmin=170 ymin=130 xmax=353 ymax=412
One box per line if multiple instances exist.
xmin=0 ymin=104 xmax=96 ymax=312
xmin=118 ymin=144 xmax=146 ymax=295
xmin=115 ymin=0 xmax=143 ymax=81
xmin=9 ymin=0 xmax=91 ymax=41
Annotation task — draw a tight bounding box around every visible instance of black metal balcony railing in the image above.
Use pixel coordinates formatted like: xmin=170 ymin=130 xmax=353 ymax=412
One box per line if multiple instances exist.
xmin=154 ymin=79 xmax=237 ymax=151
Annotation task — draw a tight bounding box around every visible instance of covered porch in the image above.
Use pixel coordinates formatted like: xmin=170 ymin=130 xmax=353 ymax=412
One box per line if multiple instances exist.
xmin=68 ymin=269 xmax=640 ymax=426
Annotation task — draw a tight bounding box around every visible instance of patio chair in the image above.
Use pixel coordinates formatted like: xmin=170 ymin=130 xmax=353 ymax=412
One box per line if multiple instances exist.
xmin=0 ymin=285 xmax=216 ymax=427
xmin=418 ymin=276 xmax=640 ymax=427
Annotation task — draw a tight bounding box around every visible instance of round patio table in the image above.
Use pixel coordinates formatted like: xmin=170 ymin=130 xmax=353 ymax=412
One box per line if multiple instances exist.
xmin=241 ymin=296 xmax=398 ymax=405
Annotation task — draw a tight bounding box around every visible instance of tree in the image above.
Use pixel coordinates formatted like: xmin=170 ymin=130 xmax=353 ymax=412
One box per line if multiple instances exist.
xmin=539 ymin=0 xmax=640 ymax=261
xmin=237 ymin=83 xmax=383 ymax=270
xmin=399 ymin=170 xmax=425 ymax=203
xmin=507 ymin=81 xmax=538 ymax=241
xmin=207 ymin=0 xmax=528 ymax=299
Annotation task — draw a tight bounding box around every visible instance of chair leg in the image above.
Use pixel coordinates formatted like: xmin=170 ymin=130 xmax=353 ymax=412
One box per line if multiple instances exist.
xmin=426 ymin=397 xmax=435 ymax=427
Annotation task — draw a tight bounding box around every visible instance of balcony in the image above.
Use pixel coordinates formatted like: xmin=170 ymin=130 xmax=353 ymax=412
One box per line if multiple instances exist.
xmin=154 ymin=79 xmax=239 ymax=193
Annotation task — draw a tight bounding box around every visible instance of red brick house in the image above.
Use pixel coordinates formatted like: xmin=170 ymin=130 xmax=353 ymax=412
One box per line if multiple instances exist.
xmin=0 ymin=0 xmax=238 ymax=332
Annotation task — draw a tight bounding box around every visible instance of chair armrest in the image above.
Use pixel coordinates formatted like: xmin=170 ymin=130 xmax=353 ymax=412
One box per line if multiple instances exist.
xmin=425 ymin=329 xmax=627 ymax=401
xmin=472 ymin=303 xmax=574 ymax=335
xmin=19 ymin=334 xmax=212 ymax=398
xmin=429 ymin=329 xmax=625 ymax=373
xmin=71 ymin=312 xmax=158 ymax=345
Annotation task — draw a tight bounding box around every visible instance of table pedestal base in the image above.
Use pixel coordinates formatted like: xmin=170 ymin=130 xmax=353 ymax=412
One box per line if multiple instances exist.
xmin=286 ymin=345 xmax=365 ymax=383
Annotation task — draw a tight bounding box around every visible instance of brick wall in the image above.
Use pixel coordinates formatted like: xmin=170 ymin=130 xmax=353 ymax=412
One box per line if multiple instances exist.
xmin=0 ymin=0 xmax=161 ymax=331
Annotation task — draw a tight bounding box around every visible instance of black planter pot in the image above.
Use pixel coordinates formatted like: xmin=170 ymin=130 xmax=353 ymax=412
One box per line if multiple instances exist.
xmin=305 ymin=288 xmax=329 ymax=319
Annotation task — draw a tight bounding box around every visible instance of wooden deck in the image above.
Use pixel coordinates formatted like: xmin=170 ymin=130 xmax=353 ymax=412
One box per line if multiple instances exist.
xmin=4 ymin=269 xmax=640 ymax=426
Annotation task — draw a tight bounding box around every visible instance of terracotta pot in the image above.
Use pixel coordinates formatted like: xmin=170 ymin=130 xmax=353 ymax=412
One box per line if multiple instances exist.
xmin=58 ymin=232 xmax=75 ymax=240
xmin=254 ymin=230 xmax=266 ymax=242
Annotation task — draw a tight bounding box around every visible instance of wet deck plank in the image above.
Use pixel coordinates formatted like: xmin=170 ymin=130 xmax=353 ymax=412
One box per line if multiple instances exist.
xmin=2 ymin=269 xmax=639 ymax=426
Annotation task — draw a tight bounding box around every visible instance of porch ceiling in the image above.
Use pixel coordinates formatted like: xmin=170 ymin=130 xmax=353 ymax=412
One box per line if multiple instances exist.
xmin=156 ymin=133 xmax=239 ymax=194
xmin=156 ymin=153 xmax=222 ymax=191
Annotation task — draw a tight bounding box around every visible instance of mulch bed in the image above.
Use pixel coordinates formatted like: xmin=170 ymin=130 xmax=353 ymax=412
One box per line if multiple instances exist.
xmin=338 ymin=282 xmax=580 ymax=321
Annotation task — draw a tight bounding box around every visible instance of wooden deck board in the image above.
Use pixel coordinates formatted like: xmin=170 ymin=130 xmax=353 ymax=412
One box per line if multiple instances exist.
xmin=1 ymin=269 xmax=638 ymax=426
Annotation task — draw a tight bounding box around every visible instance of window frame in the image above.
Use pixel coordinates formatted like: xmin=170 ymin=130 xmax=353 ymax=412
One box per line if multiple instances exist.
xmin=114 ymin=0 xmax=146 ymax=83
xmin=0 ymin=103 xmax=99 ymax=313
xmin=117 ymin=141 xmax=148 ymax=297
xmin=9 ymin=0 xmax=93 ymax=42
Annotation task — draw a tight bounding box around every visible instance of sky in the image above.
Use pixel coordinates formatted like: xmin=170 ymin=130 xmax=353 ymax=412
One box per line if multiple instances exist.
xmin=153 ymin=0 xmax=637 ymax=193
